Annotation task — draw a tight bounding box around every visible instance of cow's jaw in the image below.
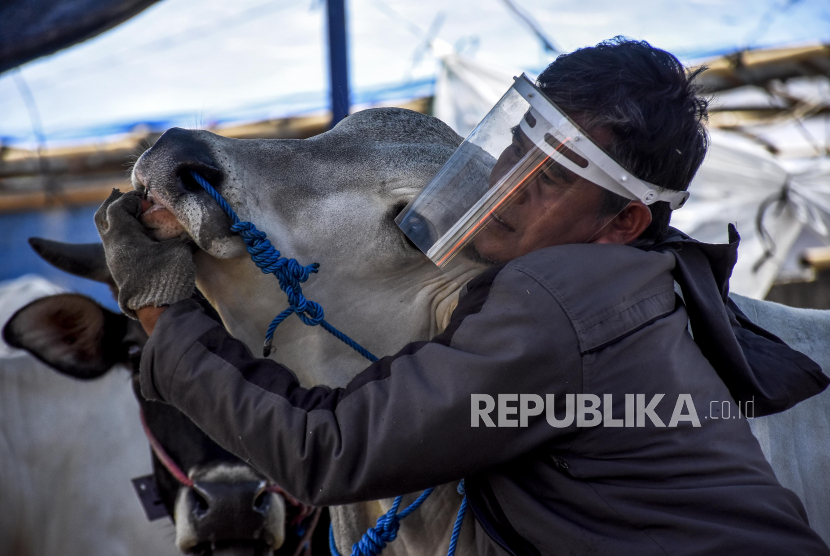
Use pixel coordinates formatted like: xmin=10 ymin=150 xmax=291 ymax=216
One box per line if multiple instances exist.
xmin=194 ymin=250 xmax=481 ymax=387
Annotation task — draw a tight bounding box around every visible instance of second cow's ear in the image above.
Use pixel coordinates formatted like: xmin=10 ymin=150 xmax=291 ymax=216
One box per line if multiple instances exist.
xmin=3 ymin=294 xmax=130 ymax=379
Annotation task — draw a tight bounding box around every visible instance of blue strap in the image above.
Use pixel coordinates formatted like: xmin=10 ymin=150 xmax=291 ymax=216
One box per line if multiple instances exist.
xmin=190 ymin=171 xmax=378 ymax=361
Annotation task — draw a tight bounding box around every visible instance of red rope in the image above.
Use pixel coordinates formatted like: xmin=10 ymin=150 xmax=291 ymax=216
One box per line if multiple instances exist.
xmin=138 ymin=409 xmax=315 ymax=525
xmin=139 ymin=409 xmax=194 ymax=488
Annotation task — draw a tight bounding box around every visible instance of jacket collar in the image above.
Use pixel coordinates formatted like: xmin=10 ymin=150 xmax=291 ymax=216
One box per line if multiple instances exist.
xmin=638 ymin=225 xmax=828 ymax=416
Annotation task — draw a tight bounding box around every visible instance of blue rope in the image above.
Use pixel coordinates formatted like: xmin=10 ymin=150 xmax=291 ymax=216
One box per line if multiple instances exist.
xmin=447 ymin=481 xmax=468 ymax=556
xmin=328 ymin=481 xmax=467 ymax=556
xmin=190 ymin=171 xmax=378 ymax=361
xmin=329 ymin=489 xmax=434 ymax=556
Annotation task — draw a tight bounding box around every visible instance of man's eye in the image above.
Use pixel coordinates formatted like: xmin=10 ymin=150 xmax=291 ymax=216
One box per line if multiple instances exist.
xmin=540 ymin=170 xmax=560 ymax=186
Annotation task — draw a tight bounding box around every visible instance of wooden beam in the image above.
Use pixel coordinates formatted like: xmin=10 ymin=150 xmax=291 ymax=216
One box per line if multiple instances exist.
xmin=0 ymin=97 xmax=434 ymax=213
xmin=801 ymin=246 xmax=830 ymax=272
xmin=0 ymin=183 xmax=115 ymax=213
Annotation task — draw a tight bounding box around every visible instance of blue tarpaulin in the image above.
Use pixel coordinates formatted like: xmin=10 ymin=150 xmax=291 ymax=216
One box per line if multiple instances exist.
xmin=0 ymin=204 xmax=117 ymax=310
xmin=0 ymin=0 xmax=162 ymax=75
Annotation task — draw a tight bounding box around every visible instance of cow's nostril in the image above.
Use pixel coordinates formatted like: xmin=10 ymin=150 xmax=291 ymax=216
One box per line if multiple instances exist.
xmin=175 ymin=165 xmax=223 ymax=195
xmin=253 ymin=489 xmax=270 ymax=514
xmin=190 ymin=488 xmax=211 ymax=517
xmin=179 ymin=171 xmax=204 ymax=193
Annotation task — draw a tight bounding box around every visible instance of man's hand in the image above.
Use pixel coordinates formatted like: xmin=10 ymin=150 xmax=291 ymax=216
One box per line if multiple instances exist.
xmin=95 ymin=189 xmax=195 ymax=322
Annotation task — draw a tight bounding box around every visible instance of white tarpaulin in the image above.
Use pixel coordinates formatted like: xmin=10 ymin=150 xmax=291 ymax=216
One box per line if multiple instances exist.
xmin=432 ymin=44 xmax=519 ymax=139
xmin=432 ymin=53 xmax=830 ymax=299
xmin=673 ymin=131 xmax=830 ymax=299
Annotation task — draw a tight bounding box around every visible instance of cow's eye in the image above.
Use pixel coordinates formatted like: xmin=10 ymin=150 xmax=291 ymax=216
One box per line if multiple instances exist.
xmin=392 ymin=201 xmax=409 ymax=219
xmin=399 ymin=211 xmax=437 ymax=251
xmin=391 ymin=201 xmax=426 ymax=251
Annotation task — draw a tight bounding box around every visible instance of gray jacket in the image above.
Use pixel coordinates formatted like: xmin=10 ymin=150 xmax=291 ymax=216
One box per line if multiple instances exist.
xmin=140 ymin=243 xmax=830 ymax=555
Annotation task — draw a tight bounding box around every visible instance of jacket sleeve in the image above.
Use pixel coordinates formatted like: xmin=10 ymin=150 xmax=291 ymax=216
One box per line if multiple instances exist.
xmin=139 ymin=265 xmax=583 ymax=506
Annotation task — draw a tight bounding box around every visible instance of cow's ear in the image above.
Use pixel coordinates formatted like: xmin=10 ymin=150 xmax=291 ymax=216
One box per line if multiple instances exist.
xmin=3 ymin=294 xmax=130 ymax=379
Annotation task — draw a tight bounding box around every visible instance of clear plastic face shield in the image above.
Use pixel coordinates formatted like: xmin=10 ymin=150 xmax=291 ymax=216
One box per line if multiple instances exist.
xmin=396 ymin=74 xmax=689 ymax=268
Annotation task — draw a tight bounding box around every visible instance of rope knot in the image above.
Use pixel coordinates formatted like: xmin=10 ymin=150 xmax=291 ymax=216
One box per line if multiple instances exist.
xmin=351 ymin=513 xmax=401 ymax=556
xmin=299 ymin=300 xmax=325 ymax=325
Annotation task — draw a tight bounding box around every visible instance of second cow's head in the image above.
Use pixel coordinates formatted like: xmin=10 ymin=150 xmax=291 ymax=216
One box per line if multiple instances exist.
xmin=3 ymin=239 xmax=324 ymax=556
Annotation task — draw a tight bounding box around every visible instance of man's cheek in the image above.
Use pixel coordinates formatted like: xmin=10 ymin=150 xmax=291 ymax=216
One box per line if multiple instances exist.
xmin=473 ymin=228 xmax=511 ymax=261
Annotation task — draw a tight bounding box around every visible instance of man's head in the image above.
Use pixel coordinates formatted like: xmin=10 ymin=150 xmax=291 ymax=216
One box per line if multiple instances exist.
xmin=472 ymin=37 xmax=709 ymax=263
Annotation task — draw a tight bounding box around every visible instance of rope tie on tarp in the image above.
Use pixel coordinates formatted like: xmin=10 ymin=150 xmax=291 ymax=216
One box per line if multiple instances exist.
xmin=753 ymin=178 xmax=790 ymax=273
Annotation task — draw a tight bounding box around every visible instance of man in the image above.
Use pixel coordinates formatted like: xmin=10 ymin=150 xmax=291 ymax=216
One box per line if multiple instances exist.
xmin=96 ymin=39 xmax=830 ymax=554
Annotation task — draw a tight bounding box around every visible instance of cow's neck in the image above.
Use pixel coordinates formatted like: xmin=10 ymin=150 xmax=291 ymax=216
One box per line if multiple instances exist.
xmin=193 ymin=252 xmax=481 ymax=388
xmin=194 ymin=252 xmax=482 ymax=555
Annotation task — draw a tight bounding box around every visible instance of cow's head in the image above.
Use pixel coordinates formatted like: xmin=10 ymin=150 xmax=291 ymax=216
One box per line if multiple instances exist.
xmin=131 ymin=108 xmax=487 ymax=386
xmin=2 ymin=240 xmax=325 ymax=556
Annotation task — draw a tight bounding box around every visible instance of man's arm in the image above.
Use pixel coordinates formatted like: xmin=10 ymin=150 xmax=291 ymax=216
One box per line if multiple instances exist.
xmin=139 ymin=265 xmax=582 ymax=506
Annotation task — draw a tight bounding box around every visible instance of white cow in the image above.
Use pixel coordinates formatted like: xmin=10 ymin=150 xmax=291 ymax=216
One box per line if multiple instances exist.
xmin=733 ymin=294 xmax=830 ymax=542
xmin=131 ymin=108 xmax=830 ymax=553
xmin=0 ymin=275 xmax=178 ymax=556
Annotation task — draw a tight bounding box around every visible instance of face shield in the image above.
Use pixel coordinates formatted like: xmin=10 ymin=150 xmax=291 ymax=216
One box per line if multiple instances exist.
xmin=396 ymin=74 xmax=690 ymax=268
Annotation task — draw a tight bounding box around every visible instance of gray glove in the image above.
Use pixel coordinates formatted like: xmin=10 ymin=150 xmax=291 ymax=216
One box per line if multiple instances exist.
xmin=94 ymin=189 xmax=195 ymax=319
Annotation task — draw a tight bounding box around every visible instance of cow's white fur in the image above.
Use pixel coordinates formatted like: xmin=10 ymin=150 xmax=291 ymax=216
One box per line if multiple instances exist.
xmin=133 ymin=108 xmax=830 ymax=552
xmin=189 ymin=462 xmax=264 ymax=484
xmin=174 ymin=487 xmax=200 ymax=552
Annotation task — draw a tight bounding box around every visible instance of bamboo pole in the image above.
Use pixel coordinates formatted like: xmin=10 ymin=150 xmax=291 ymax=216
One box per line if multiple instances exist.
xmin=0 ymin=184 xmax=115 ymax=213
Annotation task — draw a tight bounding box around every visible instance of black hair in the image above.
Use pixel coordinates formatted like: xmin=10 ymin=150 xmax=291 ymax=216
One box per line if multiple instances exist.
xmin=537 ymin=37 xmax=709 ymax=242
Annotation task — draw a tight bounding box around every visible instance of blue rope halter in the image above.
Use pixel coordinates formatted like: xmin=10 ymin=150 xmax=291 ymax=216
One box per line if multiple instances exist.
xmin=329 ymin=482 xmax=467 ymax=556
xmin=191 ymin=171 xmax=467 ymax=556
xmin=329 ymin=488 xmax=433 ymax=556
xmin=190 ymin=171 xmax=377 ymax=361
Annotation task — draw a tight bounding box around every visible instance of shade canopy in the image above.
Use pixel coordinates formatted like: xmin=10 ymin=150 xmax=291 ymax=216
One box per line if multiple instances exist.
xmin=0 ymin=0 xmax=162 ymax=75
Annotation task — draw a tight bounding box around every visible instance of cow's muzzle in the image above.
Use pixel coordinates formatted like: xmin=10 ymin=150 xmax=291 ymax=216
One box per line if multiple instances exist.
xmin=132 ymin=128 xmax=243 ymax=256
xmin=175 ymin=473 xmax=286 ymax=555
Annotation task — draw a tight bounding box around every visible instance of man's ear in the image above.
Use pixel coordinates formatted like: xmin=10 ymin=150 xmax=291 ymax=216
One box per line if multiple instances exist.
xmin=3 ymin=294 xmax=131 ymax=380
xmin=594 ymin=201 xmax=653 ymax=245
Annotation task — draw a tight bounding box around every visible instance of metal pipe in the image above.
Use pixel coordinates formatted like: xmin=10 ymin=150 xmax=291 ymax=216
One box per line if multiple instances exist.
xmin=326 ymin=0 xmax=350 ymax=128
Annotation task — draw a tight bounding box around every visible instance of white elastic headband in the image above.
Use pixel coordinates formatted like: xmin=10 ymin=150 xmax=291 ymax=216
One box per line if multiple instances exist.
xmin=514 ymin=74 xmax=689 ymax=210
